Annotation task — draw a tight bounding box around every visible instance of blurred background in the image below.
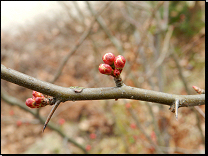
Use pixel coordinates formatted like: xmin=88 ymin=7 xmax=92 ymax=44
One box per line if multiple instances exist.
xmin=1 ymin=1 xmax=205 ymax=154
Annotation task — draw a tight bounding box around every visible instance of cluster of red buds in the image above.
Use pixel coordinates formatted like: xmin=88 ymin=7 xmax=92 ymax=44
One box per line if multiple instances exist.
xmin=25 ymin=91 xmax=51 ymax=108
xmin=99 ymin=53 xmax=126 ymax=78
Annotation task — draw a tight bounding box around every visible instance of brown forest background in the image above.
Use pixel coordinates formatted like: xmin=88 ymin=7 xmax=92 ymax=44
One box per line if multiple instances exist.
xmin=1 ymin=1 xmax=205 ymax=154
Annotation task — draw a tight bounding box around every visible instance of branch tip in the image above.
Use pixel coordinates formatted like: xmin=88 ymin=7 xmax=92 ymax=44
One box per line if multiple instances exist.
xmin=192 ymin=86 xmax=205 ymax=94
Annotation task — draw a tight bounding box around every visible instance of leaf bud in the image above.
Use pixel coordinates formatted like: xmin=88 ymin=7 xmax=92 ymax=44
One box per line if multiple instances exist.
xmin=32 ymin=91 xmax=44 ymax=98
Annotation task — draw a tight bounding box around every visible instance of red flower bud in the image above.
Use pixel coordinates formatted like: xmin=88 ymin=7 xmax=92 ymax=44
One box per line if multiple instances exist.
xmin=102 ymin=53 xmax=115 ymax=65
xmin=99 ymin=64 xmax=113 ymax=75
xmin=114 ymin=55 xmax=126 ymax=69
xmin=35 ymin=97 xmax=44 ymax=104
xmin=113 ymin=68 xmax=121 ymax=77
xmin=32 ymin=91 xmax=44 ymax=98
xmin=25 ymin=98 xmax=36 ymax=108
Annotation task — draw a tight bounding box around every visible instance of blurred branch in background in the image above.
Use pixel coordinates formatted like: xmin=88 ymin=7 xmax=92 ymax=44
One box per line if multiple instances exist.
xmin=50 ymin=2 xmax=112 ymax=83
xmin=127 ymin=106 xmax=163 ymax=153
xmin=86 ymin=1 xmax=124 ymax=55
xmin=71 ymin=1 xmax=103 ymax=87
xmin=121 ymin=1 xmax=164 ymax=83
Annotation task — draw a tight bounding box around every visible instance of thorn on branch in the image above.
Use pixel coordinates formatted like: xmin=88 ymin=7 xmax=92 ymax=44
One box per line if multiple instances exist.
xmin=175 ymin=99 xmax=179 ymax=120
xmin=42 ymin=99 xmax=62 ymax=132
xmin=169 ymin=99 xmax=180 ymax=120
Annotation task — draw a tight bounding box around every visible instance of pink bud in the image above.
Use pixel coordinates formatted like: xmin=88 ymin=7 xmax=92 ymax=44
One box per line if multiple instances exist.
xmin=99 ymin=64 xmax=113 ymax=75
xmin=114 ymin=55 xmax=126 ymax=69
xmin=32 ymin=91 xmax=44 ymax=98
xmin=102 ymin=53 xmax=115 ymax=65
xmin=192 ymin=86 xmax=203 ymax=94
xmin=25 ymin=98 xmax=36 ymax=108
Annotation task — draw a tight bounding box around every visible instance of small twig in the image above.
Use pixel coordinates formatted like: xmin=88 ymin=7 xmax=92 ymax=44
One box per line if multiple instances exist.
xmin=42 ymin=99 xmax=62 ymax=132
xmin=146 ymin=26 xmax=174 ymax=79
xmin=170 ymin=47 xmax=190 ymax=94
xmin=86 ymin=1 xmax=124 ymax=55
xmin=192 ymin=86 xmax=205 ymax=94
xmin=194 ymin=106 xmax=205 ymax=118
xmin=192 ymin=86 xmax=205 ymax=118
xmin=181 ymin=34 xmax=205 ymax=55
xmin=114 ymin=76 xmax=124 ymax=87
xmin=57 ymin=2 xmax=80 ymax=25
xmin=163 ymin=2 xmax=169 ymax=28
xmin=72 ymin=1 xmax=85 ymax=26
xmin=122 ymin=2 xmax=164 ymax=82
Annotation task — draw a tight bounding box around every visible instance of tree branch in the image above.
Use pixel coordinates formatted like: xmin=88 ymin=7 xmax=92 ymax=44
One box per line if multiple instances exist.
xmin=1 ymin=64 xmax=204 ymax=107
